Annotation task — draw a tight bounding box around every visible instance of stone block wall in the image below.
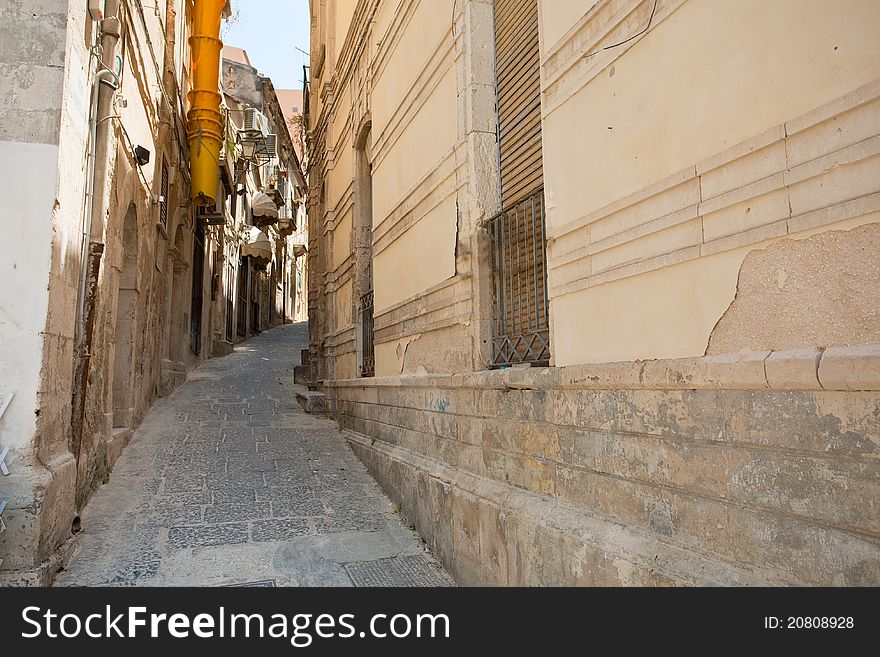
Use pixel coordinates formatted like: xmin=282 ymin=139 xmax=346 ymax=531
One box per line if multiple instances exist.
xmin=330 ymin=347 xmax=880 ymax=585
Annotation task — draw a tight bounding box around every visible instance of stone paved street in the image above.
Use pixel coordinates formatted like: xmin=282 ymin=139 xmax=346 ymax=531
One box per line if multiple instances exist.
xmin=55 ymin=324 xmax=452 ymax=587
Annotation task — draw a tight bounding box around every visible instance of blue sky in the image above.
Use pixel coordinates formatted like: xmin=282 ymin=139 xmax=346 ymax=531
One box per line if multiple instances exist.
xmin=223 ymin=0 xmax=311 ymax=90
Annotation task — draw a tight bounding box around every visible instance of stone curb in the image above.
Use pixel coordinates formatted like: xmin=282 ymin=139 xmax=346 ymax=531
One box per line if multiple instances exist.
xmin=326 ymin=344 xmax=880 ymax=392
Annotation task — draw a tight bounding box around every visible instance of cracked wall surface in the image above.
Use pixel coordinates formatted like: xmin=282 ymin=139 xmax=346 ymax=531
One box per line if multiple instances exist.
xmin=541 ymin=0 xmax=880 ymax=366
xmin=708 ymin=222 xmax=880 ymax=354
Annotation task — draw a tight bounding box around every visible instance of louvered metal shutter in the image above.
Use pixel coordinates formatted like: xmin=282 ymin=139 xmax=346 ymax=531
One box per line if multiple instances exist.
xmin=488 ymin=0 xmax=550 ymax=366
xmin=495 ymin=0 xmax=543 ymax=208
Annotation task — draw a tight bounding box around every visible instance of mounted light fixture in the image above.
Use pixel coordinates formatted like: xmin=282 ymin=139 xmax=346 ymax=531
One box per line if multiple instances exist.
xmin=134 ymin=145 xmax=151 ymax=166
xmin=237 ymin=129 xmax=264 ymax=165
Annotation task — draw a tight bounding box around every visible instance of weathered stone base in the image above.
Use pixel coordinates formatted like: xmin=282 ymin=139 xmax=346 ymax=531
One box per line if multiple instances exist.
xmin=346 ymin=432 xmax=773 ymax=585
xmin=106 ymin=428 xmax=134 ymax=468
xmin=331 ymin=347 xmax=880 ymax=586
xmin=0 ymin=454 xmax=77 ymax=580
xmin=296 ymin=390 xmax=327 ymax=414
xmin=212 ymin=340 xmax=234 ymax=358
xmin=159 ymin=360 xmax=187 ymax=397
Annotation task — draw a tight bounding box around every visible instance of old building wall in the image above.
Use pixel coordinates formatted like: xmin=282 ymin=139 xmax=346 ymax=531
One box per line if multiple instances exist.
xmin=309 ymin=0 xmax=500 ymax=382
xmin=0 ymin=0 xmax=234 ymax=583
xmin=309 ymin=0 xmax=880 ymax=586
xmin=331 ymin=351 xmax=880 ymax=586
xmin=539 ymin=0 xmax=880 ymax=365
xmin=0 ymin=0 xmax=91 ymax=577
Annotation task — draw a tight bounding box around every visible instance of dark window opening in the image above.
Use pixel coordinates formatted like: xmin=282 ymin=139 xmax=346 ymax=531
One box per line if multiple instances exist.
xmin=190 ymin=223 xmax=205 ymax=354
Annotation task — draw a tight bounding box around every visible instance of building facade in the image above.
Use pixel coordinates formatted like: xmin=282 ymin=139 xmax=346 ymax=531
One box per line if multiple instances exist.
xmin=307 ymin=0 xmax=880 ymax=585
xmin=0 ymin=0 xmax=307 ymax=583
xmin=220 ymin=48 xmax=309 ymax=343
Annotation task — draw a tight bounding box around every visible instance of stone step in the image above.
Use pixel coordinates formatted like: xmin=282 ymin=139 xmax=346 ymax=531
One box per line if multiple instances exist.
xmin=296 ymin=391 xmax=326 ymax=414
xmin=293 ymin=364 xmax=311 ymax=385
xmin=107 ymin=428 xmax=134 ymax=468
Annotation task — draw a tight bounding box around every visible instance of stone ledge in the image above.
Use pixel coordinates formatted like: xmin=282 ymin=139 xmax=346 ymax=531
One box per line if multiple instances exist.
xmin=765 ymin=348 xmax=823 ymax=390
xmin=818 ymin=344 xmax=880 ymax=391
xmin=344 ymin=430 xmax=781 ymax=586
xmin=641 ymin=351 xmax=771 ymax=390
xmin=326 ymin=344 xmax=880 ymax=392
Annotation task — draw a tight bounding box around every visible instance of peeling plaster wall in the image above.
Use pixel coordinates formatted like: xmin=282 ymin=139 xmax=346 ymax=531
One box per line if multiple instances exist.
xmin=540 ymin=0 xmax=880 ymax=365
xmin=709 ymin=221 xmax=880 ymax=354
xmin=0 ymin=0 xmax=84 ymax=578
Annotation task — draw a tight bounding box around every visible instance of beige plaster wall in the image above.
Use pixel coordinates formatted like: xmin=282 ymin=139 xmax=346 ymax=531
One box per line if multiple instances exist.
xmin=373 ymin=193 xmax=458 ymax=313
xmin=541 ymin=0 xmax=880 ymax=365
xmin=334 ymin=0 xmax=358 ymax=63
xmin=370 ymin=16 xmax=458 ymax=314
xmin=312 ymin=0 xmax=471 ymax=380
xmin=334 ymin=279 xmax=353 ymax=330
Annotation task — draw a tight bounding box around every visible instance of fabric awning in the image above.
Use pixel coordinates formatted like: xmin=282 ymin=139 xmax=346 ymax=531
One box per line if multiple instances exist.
xmin=242 ymin=226 xmax=272 ymax=265
xmin=252 ymin=192 xmax=279 ymax=219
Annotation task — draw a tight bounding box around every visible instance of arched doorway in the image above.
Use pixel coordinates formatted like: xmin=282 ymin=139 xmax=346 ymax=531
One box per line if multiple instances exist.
xmin=112 ymin=205 xmax=139 ymax=428
xmin=354 ymin=122 xmax=374 ymax=377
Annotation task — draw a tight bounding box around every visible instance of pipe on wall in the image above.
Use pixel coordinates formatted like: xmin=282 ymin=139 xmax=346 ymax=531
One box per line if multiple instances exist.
xmin=71 ymin=0 xmax=123 ymax=511
xmin=187 ymin=0 xmax=227 ymax=207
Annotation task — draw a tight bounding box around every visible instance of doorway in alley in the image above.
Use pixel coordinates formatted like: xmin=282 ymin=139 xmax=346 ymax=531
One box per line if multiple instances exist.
xmin=237 ymin=253 xmax=249 ymax=336
xmin=112 ymin=205 xmax=140 ymax=428
xmin=190 ymin=223 xmax=205 ymax=354
xmin=355 ymin=122 xmax=374 ymax=377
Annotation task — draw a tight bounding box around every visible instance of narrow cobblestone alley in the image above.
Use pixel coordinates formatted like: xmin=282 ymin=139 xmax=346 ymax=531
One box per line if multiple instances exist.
xmin=55 ymin=324 xmax=452 ymax=587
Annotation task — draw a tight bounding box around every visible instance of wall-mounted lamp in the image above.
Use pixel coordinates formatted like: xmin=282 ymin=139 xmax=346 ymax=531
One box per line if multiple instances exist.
xmin=237 ymin=129 xmax=262 ymax=164
xmin=134 ymin=145 xmax=151 ymax=166
xmin=237 ymin=127 xmax=272 ymax=167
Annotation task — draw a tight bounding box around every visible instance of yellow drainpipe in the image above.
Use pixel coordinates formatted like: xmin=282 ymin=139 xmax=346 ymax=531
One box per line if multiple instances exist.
xmin=187 ymin=0 xmax=226 ymax=206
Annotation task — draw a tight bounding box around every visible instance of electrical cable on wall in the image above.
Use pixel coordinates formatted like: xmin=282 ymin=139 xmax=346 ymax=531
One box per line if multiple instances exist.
xmin=581 ymin=0 xmax=659 ymax=60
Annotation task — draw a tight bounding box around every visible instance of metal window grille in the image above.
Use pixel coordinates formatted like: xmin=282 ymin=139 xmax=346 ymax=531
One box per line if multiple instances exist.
xmin=159 ymin=159 xmax=169 ymax=228
xmin=485 ymin=188 xmax=550 ymax=366
xmin=360 ymin=290 xmax=375 ymax=378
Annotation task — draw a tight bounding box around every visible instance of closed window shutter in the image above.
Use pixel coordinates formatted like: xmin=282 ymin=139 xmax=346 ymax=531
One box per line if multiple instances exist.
xmin=495 ymin=0 xmax=543 ymax=209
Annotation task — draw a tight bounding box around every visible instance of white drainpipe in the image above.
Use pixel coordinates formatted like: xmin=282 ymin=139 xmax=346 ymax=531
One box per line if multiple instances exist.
xmin=75 ymin=63 xmax=119 ymax=346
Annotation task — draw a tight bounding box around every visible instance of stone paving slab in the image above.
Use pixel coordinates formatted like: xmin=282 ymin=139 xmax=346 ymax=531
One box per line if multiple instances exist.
xmin=55 ymin=323 xmax=453 ymax=588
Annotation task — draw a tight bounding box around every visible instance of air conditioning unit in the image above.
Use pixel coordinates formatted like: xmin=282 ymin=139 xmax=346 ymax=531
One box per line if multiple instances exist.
xmin=243 ymin=107 xmax=269 ymax=136
xmin=263 ymin=134 xmax=278 ymax=158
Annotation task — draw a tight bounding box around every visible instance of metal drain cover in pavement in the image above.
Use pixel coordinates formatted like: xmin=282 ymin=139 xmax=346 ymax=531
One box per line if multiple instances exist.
xmin=345 ymin=555 xmax=453 ymax=587
xmin=228 ymin=579 xmax=276 ymax=587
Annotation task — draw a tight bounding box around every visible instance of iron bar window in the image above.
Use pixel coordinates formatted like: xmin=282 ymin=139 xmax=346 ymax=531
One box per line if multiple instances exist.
xmin=360 ymin=290 xmax=375 ymax=378
xmin=159 ymin=158 xmax=169 ymax=228
xmin=484 ymin=188 xmax=550 ymax=367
